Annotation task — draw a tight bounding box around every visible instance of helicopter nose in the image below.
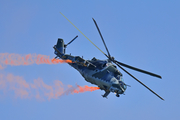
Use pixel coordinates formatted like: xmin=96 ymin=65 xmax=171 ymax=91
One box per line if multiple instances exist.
xmin=119 ymin=81 xmax=127 ymax=93
xmin=111 ymin=77 xmax=127 ymax=94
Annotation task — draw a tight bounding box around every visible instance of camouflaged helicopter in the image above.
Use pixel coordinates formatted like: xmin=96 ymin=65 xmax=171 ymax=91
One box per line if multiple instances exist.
xmin=53 ymin=13 xmax=164 ymax=100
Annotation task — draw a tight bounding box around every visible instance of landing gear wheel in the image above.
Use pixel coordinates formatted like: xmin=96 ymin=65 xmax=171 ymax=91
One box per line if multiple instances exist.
xmin=116 ymin=94 xmax=120 ymax=97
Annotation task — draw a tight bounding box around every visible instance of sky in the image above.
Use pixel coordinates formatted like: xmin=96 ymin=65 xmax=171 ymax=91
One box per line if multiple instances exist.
xmin=0 ymin=0 xmax=180 ymax=120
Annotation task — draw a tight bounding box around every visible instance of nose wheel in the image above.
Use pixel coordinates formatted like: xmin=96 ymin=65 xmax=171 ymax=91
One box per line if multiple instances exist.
xmin=116 ymin=94 xmax=120 ymax=97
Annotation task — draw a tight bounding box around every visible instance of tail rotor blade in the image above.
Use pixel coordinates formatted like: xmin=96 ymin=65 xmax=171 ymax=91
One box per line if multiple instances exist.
xmin=65 ymin=35 xmax=78 ymax=48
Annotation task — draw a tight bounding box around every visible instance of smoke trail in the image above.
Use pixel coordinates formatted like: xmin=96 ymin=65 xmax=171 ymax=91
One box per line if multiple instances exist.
xmin=0 ymin=73 xmax=100 ymax=100
xmin=0 ymin=53 xmax=72 ymax=69
xmin=74 ymin=85 xmax=100 ymax=93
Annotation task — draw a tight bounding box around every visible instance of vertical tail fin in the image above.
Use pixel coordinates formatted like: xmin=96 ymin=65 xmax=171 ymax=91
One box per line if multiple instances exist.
xmin=55 ymin=38 xmax=65 ymax=54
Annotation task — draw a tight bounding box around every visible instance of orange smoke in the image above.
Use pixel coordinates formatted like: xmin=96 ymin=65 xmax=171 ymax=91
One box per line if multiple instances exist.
xmin=0 ymin=73 xmax=99 ymax=100
xmin=74 ymin=85 xmax=100 ymax=93
xmin=0 ymin=53 xmax=72 ymax=69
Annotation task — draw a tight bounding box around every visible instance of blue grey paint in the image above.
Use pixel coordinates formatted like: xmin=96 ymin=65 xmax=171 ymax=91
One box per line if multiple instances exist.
xmin=53 ymin=39 xmax=127 ymax=98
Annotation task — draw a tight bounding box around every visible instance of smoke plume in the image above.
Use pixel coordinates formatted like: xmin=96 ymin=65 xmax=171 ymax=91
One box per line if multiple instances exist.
xmin=0 ymin=53 xmax=72 ymax=69
xmin=0 ymin=73 xmax=100 ymax=100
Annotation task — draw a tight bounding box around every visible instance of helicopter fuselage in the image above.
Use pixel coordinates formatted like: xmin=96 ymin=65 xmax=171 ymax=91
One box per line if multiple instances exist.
xmin=53 ymin=39 xmax=127 ymax=98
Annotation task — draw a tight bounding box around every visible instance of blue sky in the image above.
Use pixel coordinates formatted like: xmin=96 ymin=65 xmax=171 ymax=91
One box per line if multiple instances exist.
xmin=0 ymin=0 xmax=180 ymax=120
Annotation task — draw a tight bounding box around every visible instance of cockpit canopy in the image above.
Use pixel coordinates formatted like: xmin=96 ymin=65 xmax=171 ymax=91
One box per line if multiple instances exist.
xmin=89 ymin=57 xmax=123 ymax=80
xmin=88 ymin=57 xmax=108 ymax=70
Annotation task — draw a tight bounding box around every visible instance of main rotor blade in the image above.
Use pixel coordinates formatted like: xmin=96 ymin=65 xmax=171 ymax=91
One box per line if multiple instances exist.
xmin=114 ymin=61 xmax=164 ymax=100
xmin=115 ymin=60 xmax=162 ymax=79
xmin=92 ymin=18 xmax=111 ymax=58
xmin=60 ymin=12 xmax=109 ymax=58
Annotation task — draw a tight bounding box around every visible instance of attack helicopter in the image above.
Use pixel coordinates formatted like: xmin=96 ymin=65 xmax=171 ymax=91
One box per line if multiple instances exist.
xmin=53 ymin=12 xmax=164 ymax=100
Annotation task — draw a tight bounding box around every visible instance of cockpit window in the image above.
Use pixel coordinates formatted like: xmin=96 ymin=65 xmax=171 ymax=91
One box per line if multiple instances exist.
xmin=120 ymin=77 xmax=124 ymax=81
xmin=89 ymin=60 xmax=107 ymax=70
xmin=102 ymin=63 xmax=106 ymax=68
xmin=115 ymin=75 xmax=121 ymax=80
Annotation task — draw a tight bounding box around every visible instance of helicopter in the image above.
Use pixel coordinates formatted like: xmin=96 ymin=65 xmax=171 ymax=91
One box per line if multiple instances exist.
xmin=53 ymin=12 xmax=164 ymax=100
